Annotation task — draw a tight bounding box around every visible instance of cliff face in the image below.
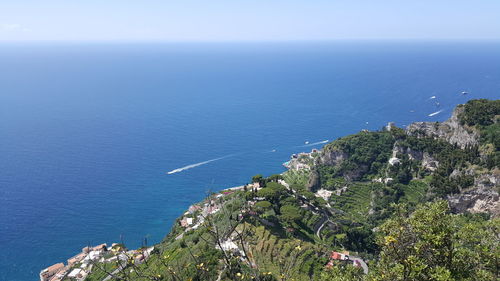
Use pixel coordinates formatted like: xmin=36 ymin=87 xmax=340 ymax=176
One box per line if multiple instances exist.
xmin=317 ymin=148 xmax=372 ymax=181
xmin=317 ymin=106 xmax=479 ymax=176
xmin=316 ymin=130 xmax=396 ymax=181
xmin=447 ymin=170 xmax=500 ymax=217
xmin=318 ymin=149 xmax=348 ymax=166
xmin=406 ymin=106 xmax=479 ymax=149
xmin=392 ymin=144 xmax=423 ymax=161
xmin=405 ymin=105 xmax=498 ymax=217
xmin=309 ymin=101 xmax=499 ymax=217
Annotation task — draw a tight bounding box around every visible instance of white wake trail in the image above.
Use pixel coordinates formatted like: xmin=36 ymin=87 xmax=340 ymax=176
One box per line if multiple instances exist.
xmin=301 ymin=140 xmax=329 ymax=147
xmin=428 ymin=109 xmax=443 ymax=117
xmin=166 ymin=155 xmax=231 ymax=175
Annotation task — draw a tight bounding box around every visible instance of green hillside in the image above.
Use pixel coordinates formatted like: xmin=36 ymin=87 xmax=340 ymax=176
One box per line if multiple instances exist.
xmin=77 ymin=100 xmax=499 ymax=281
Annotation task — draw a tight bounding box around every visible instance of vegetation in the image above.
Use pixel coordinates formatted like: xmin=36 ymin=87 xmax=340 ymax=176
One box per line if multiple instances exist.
xmin=279 ymin=205 xmax=302 ymax=225
xmin=397 ymin=135 xmax=480 ymax=196
xmin=331 ymin=182 xmax=373 ymax=222
xmin=369 ymin=201 xmax=499 ymax=281
xmin=458 ymin=99 xmax=500 ymax=127
xmin=318 ymin=201 xmax=499 ymax=281
xmin=322 ymin=131 xmax=395 ymax=180
xmin=83 ymin=100 xmax=498 ymax=281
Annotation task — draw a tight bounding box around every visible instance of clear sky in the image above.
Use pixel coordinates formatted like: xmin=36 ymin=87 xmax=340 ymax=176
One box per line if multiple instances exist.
xmin=1 ymin=0 xmax=500 ymax=41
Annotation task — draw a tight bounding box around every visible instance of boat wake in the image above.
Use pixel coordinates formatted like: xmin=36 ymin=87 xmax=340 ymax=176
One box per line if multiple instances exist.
xmin=166 ymin=155 xmax=232 ymax=175
xmin=301 ymin=140 xmax=329 ymax=147
xmin=428 ymin=109 xmax=443 ymax=117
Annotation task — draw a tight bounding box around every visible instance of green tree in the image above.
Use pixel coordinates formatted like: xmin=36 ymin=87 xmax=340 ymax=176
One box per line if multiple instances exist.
xmin=257 ymin=182 xmax=287 ymax=204
xmin=267 ymin=174 xmax=284 ymax=182
xmin=458 ymin=99 xmax=500 ymax=126
xmin=369 ymin=200 xmax=499 ymax=281
xmin=257 ymin=188 xmax=282 ymax=203
xmin=252 ymin=174 xmax=264 ymax=186
xmin=319 ymin=264 xmax=365 ymax=281
xmin=254 ymin=201 xmax=272 ymax=213
xmin=279 ymin=205 xmax=302 ymax=225
xmin=265 ymin=181 xmax=286 ymax=190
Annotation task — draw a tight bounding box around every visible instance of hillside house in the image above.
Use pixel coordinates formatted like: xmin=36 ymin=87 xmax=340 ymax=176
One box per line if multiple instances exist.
xmin=67 ymin=253 xmax=86 ymax=267
xmin=39 ymin=263 xmax=64 ymax=281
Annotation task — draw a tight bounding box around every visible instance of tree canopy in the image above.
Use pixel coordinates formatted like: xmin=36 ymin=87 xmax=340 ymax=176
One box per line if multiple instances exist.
xmin=279 ymin=205 xmax=302 ymax=223
xmin=459 ymin=99 xmax=500 ymax=127
xmin=369 ymin=200 xmax=499 ymax=281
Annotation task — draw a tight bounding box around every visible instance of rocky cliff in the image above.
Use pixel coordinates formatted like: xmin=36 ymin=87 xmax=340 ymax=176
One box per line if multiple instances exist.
xmin=406 ymin=106 xmax=479 ymax=149
xmin=406 ymin=103 xmax=499 ymax=217
xmin=310 ymin=100 xmax=499 ymax=217
xmin=447 ymin=169 xmax=500 ymax=217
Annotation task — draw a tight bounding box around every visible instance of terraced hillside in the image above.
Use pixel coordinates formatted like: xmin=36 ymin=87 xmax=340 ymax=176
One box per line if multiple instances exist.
xmin=65 ymin=100 xmax=499 ymax=281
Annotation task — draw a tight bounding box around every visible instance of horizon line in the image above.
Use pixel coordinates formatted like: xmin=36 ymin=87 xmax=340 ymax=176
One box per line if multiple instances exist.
xmin=1 ymin=38 xmax=500 ymax=44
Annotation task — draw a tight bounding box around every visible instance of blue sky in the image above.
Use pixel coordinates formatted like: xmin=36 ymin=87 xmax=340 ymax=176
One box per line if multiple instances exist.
xmin=1 ymin=0 xmax=499 ymax=41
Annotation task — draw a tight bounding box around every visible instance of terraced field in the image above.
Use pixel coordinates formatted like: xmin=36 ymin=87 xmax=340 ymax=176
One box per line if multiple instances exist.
xmin=249 ymin=225 xmax=326 ymax=279
xmin=282 ymin=169 xmax=310 ymax=189
xmin=400 ymin=180 xmax=428 ymax=204
xmin=329 ymin=183 xmax=374 ymax=222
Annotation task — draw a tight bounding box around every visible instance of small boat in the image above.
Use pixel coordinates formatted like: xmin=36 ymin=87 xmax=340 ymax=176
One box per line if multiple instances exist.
xmin=305 ymin=141 xmax=309 ymax=145
xmin=461 ymin=91 xmax=469 ymax=96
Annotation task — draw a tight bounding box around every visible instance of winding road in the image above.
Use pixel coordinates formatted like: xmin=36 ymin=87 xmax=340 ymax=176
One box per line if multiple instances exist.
xmin=279 ymin=179 xmax=369 ymax=274
xmin=348 ymin=256 xmax=369 ymax=274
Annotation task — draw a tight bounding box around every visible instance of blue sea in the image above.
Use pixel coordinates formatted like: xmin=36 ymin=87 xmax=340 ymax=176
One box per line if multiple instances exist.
xmin=1 ymin=41 xmax=499 ymax=281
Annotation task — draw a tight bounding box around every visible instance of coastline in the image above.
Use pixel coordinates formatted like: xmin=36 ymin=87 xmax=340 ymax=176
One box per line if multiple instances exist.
xmin=35 ymin=99 xmax=500 ymax=280
xmin=39 ymin=145 xmax=327 ymax=280
xmin=38 ymin=182 xmax=259 ymax=281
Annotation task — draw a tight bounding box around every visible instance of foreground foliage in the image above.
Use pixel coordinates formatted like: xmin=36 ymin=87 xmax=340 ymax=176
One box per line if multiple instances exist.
xmin=370 ymin=201 xmax=499 ymax=281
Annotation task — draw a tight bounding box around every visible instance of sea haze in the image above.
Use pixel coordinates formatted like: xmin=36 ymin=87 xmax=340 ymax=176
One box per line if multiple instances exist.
xmin=1 ymin=41 xmax=499 ymax=280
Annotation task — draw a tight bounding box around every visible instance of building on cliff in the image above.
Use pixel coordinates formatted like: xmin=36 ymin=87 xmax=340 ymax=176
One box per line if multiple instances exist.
xmin=39 ymin=263 xmax=64 ymax=281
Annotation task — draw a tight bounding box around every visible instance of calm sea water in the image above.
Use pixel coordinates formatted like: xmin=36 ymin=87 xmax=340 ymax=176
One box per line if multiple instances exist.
xmin=1 ymin=41 xmax=499 ymax=281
